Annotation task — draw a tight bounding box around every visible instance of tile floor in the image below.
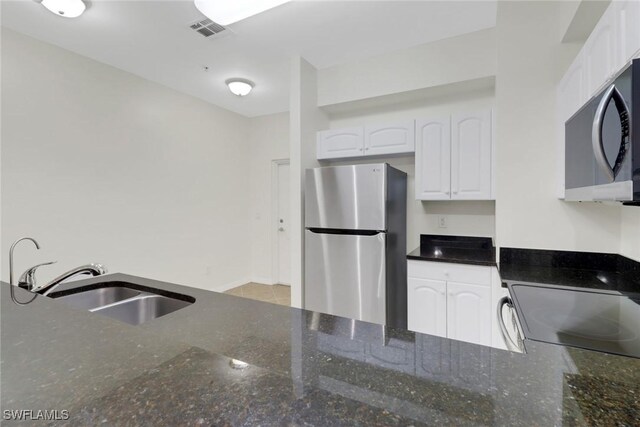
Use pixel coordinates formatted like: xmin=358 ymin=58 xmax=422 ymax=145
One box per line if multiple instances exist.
xmin=224 ymin=283 xmax=291 ymax=306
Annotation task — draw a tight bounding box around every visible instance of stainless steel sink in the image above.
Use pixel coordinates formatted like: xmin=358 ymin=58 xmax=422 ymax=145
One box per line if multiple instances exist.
xmin=91 ymin=294 xmax=192 ymax=325
xmin=56 ymin=287 xmax=141 ymax=310
xmin=50 ymin=283 xmax=194 ymax=325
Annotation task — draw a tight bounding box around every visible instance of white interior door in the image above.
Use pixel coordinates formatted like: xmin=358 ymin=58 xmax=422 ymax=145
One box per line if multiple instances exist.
xmin=276 ymin=162 xmax=290 ymax=285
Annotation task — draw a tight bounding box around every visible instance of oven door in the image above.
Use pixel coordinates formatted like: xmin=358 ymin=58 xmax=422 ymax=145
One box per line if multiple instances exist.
xmin=565 ymin=64 xmax=634 ymax=201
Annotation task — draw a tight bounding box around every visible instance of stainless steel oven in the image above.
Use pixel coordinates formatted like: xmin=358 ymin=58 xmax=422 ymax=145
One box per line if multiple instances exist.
xmin=498 ymin=284 xmax=640 ymax=358
xmin=565 ymin=59 xmax=639 ymax=203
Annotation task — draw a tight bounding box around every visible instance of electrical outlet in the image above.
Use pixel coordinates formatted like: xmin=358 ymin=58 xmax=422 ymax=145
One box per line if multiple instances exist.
xmin=438 ymin=216 xmax=447 ymax=228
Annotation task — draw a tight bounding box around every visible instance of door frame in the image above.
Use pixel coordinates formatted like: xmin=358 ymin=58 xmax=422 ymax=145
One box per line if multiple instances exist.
xmin=271 ymin=158 xmax=290 ymax=286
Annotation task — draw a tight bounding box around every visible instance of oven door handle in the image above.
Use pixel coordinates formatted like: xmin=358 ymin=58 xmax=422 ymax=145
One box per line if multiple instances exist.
xmin=592 ymin=84 xmax=631 ymax=183
xmin=497 ymin=296 xmax=522 ymax=352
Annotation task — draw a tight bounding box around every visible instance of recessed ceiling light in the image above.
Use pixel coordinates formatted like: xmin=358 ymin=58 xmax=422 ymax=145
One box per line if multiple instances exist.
xmin=226 ymin=78 xmax=254 ymax=97
xmin=194 ymin=0 xmax=290 ymax=26
xmin=41 ymin=0 xmax=86 ymax=18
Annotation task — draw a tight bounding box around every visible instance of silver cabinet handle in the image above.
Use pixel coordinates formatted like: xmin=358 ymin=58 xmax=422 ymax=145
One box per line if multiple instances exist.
xmin=592 ymin=84 xmax=631 ymax=182
xmin=497 ymin=296 xmax=521 ymax=352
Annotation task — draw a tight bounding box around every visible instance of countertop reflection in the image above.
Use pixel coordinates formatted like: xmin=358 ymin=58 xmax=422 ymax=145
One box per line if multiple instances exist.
xmin=2 ymin=274 xmax=639 ymax=426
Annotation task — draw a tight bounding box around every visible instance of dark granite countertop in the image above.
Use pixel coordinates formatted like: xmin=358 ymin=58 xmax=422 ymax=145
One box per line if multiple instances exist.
xmin=2 ymin=273 xmax=640 ymax=426
xmin=407 ymin=234 xmax=496 ymax=266
xmin=499 ymin=248 xmax=640 ymax=295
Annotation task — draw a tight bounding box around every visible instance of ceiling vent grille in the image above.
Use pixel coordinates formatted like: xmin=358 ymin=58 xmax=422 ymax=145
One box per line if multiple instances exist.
xmin=190 ymin=18 xmax=226 ymax=37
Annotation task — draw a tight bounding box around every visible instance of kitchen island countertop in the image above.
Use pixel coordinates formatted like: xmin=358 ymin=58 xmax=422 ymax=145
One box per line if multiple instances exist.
xmin=2 ymin=274 xmax=639 ymax=426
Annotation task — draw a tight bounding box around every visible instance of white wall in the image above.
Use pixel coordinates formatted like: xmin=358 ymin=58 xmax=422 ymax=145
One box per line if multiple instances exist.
xmin=494 ymin=1 xmax=623 ymax=255
xmin=247 ymin=112 xmax=290 ymax=283
xmin=325 ymin=87 xmax=496 ymax=251
xmin=317 ymin=28 xmax=496 ymax=107
xmin=1 ymin=29 xmax=252 ymax=290
xmin=289 ymin=57 xmax=329 ymax=308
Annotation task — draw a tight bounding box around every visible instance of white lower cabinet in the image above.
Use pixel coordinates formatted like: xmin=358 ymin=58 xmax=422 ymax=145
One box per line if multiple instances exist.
xmin=446 ymin=281 xmax=491 ymax=346
xmin=407 ymin=277 xmax=447 ymax=337
xmin=408 ymin=260 xmax=494 ymax=347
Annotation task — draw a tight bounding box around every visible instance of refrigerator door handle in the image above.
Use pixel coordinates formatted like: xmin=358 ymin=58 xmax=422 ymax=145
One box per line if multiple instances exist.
xmin=306 ymin=228 xmax=384 ymax=236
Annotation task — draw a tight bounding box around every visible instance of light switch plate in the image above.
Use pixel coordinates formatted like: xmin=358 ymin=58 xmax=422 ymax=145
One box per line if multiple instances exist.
xmin=438 ymin=215 xmax=447 ymax=228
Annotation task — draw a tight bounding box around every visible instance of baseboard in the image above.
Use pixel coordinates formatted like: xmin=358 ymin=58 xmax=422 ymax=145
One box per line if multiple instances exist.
xmin=212 ymin=278 xmax=251 ymax=293
xmin=251 ymin=276 xmax=275 ymax=285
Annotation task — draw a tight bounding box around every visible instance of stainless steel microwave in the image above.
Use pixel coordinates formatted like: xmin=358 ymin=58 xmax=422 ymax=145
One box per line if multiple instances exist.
xmin=565 ymin=59 xmax=639 ymax=204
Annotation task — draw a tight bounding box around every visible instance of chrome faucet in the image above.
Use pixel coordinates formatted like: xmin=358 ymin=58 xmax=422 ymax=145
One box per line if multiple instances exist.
xmin=25 ymin=263 xmax=108 ymax=296
xmin=9 ymin=237 xmax=107 ymax=296
xmin=9 ymin=237 xmax=41 ymax=305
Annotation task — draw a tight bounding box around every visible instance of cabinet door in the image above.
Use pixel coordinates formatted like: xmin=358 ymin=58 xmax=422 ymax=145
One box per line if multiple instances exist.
xmin=451 ymin=111 xmax=492 ymax=200
xmin=614 ymin=0 xmax=640 ymax=69
xmin=446 ymin=281 xmax=491 ymax=346
xmin=364 ymin=121 xmax=415 ymax=156
xmin=584 ymin=4 xmax=617 ymax=97
xmin=407 ymin=277 xmax=447 ymax=338
xmin=415 ymin=117 xmax=451 ymax=200
xmin=317 ymin=127 xmax=364 ymax=160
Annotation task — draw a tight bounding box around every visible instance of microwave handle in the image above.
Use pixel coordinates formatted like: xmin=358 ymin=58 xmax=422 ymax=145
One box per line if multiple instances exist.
xmin=591 ymin=84 xmax=630 ymax=182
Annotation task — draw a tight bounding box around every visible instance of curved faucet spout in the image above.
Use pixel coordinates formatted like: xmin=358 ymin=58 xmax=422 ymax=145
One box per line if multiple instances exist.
xmin=9 ymin=237 xmax=40 ymax=287
xmin=36 ymin=263 xmax=108 ymax=296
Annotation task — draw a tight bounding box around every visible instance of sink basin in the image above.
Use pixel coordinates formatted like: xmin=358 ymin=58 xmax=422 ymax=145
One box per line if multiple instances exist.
xmin=49 ymin=282 xmax=194 ymax=325
xmin=56 ymin=287 xmax=140 ymax=310
xmin=92 ymin=294 xmax=191 ymax=325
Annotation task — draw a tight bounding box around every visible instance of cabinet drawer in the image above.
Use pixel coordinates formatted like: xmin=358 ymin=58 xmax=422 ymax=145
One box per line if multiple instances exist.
xmin=407 ymin=260 xmax=491 ymax=286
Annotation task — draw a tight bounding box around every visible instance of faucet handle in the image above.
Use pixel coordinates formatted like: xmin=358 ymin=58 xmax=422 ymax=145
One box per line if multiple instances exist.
xmin=18 ymin=261 xmax=57 ymax=291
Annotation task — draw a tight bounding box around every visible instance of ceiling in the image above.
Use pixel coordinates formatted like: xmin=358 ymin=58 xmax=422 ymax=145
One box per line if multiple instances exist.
xmin=1 ymin=0 xmax=497 ymax=117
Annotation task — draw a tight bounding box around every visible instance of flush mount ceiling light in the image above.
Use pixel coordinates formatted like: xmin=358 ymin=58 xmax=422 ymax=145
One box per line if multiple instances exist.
xmin=226 ymin=78 xmax=254 ymax=97
xmin=40 ymin=0 xmax=86 ymax=18
xmin=194 ymin=0 xmax=290 ymax=26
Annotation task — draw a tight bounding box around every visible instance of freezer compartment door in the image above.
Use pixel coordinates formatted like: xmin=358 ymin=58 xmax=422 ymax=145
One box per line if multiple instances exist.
xmin=305 ymin=164 xmax=387 ymax=230
xmin=304 ymin=229 xmax=386 ymax=325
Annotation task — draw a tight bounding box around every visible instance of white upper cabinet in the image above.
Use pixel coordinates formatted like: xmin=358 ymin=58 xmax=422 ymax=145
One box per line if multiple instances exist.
xmin=317 ymin=121 xmax=415 ymax=160
xmin=614 ymin=0 xmax=640 ymax=70
xmin=317 ymin=127 xmax=364 ymax=160
xmin=364 ymin=121 xmax=415 ymax=156
xmin=407 ymin=277 xmax=447 ymax=338
xmin=415 ymin=117 xmax=451 ymax=200
xmin=583 ymin=4 xmax=618 ymax=97
xmin=446 ymin=281 xmax=491 ymax=346
xmin=451 ymin=111 xmax=492 ymax=200
xmin=557 ymin=53 xmax=586 ymax=122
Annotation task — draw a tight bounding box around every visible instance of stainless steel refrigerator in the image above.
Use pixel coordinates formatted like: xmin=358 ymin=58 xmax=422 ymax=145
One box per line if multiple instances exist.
xmin=304 ymin=163 xmax=407 ymax=328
